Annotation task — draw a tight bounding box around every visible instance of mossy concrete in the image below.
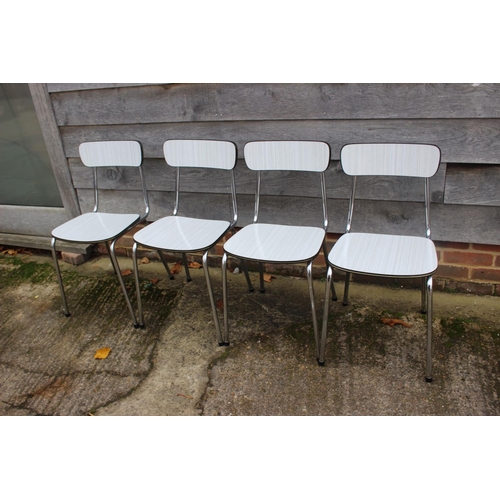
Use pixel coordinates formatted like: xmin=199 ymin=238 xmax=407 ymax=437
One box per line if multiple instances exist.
xmin=0 ymin=252 xmax=499 ymax=416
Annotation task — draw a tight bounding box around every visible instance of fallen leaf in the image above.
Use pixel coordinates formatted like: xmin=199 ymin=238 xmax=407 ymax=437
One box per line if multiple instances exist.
xmin=121 ymin=269 xmax=133 ymax=276
xmin=94 ymin=347 xmax=111 ymax=359
xmin=2 ymin=249 xmax=18 ymax=255
xmin=263 ymin=274 xmax=275 ymax=283
xmin=177 ymin=393 xmax=194 ymax=399
xmin=216 ymin=298 xmax=224 ymax=310
xmin=151 ymin=277 xmax=160 ymax=285
xmin=140 ymin=257 xmax=150 ymax=264
xmin=381 ymin=318 xmax=412 ymax=328
xmin=171 ymin=261 xmax=183 ymax=274
xmin=188 ymin=261 xmax=202 ymax=269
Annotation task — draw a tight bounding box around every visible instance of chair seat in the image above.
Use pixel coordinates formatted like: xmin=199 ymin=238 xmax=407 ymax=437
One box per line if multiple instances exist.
xmin=52 ymin=212 xmax=140 ymax=243
xmin=134 ymin=216 xmax=230 ymax=252
xmin=328 ymin=232 xmax=438 ymax=277
xmin=224 ymin=223 xmax=325 ymax=263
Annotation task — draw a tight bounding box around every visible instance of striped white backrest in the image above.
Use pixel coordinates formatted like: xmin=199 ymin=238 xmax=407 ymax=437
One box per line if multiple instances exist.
xmin=164 ymin=140 xmax=236 ymax=170
xmin=341 ymin=143 xmax=441 ymax=178
xmin=79 ymin=141 xmax=142 ymax=167
xmin=244 ymin=141 xmax=330 ymax=172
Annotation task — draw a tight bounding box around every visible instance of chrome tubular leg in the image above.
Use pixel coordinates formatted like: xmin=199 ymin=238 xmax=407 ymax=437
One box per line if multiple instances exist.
xmin=159 ymin=251 xmax=174 ymax=280
xmin=132 ymin=242 xmax=145 ymax=328
xmin=202 ymin=249 xmax=223 ymax=345
xmin=322 ymin=242 xmax=337 ymax=301
xmin=109 ymin=240 xmax=139 ymax=328
xmin=342 ymin=272 xmax=351 ymax=306
xmin=51 ymin=237 xmax=70 ymax=317
xmin=306 ymin=260 xmax=320 ymax=361
xmin=259 ymin=262 xmax=265 ymax=293
xmin=425 ymin=275 xmax=433 ymax=382
xmin=421 ymin=276 xmax=427 ymax=314
xmin=319 ymin=266 xmax=334 ymax=366
xmin=222 ymin=252 xmax=230 ymax=345
xmin=106 ymin=241 xmax=117 ymax=274
xmin=182 ymin=252 xmax=192 ymax=282
xmin=241 ymin=259 xmax=254 ymax=292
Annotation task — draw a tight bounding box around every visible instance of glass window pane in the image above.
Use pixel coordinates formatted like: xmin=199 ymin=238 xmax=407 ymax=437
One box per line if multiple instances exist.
xmin=0 ymin=83 xmax=63 ymax=207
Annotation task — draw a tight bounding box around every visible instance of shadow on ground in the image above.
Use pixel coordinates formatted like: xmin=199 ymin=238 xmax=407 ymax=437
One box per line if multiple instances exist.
xmin=0 ymin=252 xmax=499 ymax=416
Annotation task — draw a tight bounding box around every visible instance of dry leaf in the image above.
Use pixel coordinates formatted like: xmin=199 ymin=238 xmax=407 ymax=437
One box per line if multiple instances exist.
xmin=216 ymin=298 xmax=224 ymax=310
xmin=140 ymin=257 xmax=150 ymax=264
xmin=94 ymin=347 xmax=111 ymax=359
xmin=263 ymin=274 xmax=275 ymax=283
xmin=171 ymin=261 xmax=183 ymax=274
xmin=188 ymin=261 xmax=202 ymax=269
xmin=121 ymin=269 xmax=133 ymax=276
xmin=381 ymin=318 xmax=412 ymax=328
xmin=151 ymin=278 xmax=160 ymax=285
xmin=177 ymin=393 xmax=194 ymax=399
xmin=2 ymin=249 xmax=18 ymax=256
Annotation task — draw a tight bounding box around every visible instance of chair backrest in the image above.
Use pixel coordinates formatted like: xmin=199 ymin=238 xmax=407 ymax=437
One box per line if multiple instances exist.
xmin=340 ymin=143 xmax=441 ymax=237
xmin=79 ymin=140 xmax=149 ymax=219
xmin=163 ymin=139 xmax=238 ymax=225
xmin=243 ymin=141 xmax=331 ymax=228
xmin=340 ymin=143 xmax=440 ymax=178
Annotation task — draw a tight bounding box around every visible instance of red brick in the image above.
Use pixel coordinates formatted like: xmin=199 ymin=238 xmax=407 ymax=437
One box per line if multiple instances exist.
xmin=436 ymin=264 xmax=469 ymax=280
xmin=472 ymin=243 xmax=500 ymax=252
xmin=434 ymin=241 xmax=470 ymax=250
xmin=61 ymin=252 xmax=87 ymax=266
xmin=471 ymin=268 xmax=500 ymax=282
xmin=495 ymin=255 xmax=500 ymax=267
xmin=443 ymin=251 xmax=493 ymax=267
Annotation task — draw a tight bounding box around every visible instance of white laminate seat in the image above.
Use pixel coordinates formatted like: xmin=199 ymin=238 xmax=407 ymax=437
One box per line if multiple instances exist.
xmin=320 ymin=143 xmax=441 ymax=382
xmin=224 ymin=223 xmax=326 ymax=263
xmin=132 ymin=139 xmax=238 ymax=344
xmin=221 ymin=141 xmax=331 ymax=357
xmin=50 ymin=140 xmax=149 ymax=327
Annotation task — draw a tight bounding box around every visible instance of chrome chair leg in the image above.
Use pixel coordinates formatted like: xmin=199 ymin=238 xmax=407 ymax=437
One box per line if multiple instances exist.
xmin=425 ymin=275 xmax=433 ymax=382
xmin=109 ymin=240 xmax=139 ymax=328
xmin=222 ymin=252 xmax=230 ymax=345
xmin=159 ymin=251 xmax=174 ymax=280
xmin=342 ymin=272 xmax=351 ymax=306
xmin=322 ymin=242 xmax=337 ymax=301
xmin=306 ymin=260 xmax=320 ymax=360
xmin=318 ymin=265 xmax=333 ymax=365
xmin=132 ymin=242 xmax=145 ymax=327
xmin=259 ymin=262 xmax=265 ymax=293
xmin=202 ymin=249 xmax=224 ymax=346
xmin=182 ymin=252 xmax=192 ymax=282
xmin=51 ymin=237 xmax=70 ymax=317
xmin=421 ymin=276 xmax=427 ymax=313
xmin=241 ymin=260 xmax=254 ymax=292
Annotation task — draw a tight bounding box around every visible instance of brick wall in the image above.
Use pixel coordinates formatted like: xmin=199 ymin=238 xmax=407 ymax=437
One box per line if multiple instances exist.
xmin=91 ymin=225 xmax=500 ymax=296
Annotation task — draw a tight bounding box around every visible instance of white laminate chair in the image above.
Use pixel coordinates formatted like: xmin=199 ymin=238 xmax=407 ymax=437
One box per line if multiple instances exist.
xmin=221 ymin=140 xmax=332 ymax=358
xmin=132 ymin=139 xmax=237 ymax=344
xmin=51 ymin=140 xmax=149 ymax=327
xmin=320 ymin=143 xmax=441 ymax=381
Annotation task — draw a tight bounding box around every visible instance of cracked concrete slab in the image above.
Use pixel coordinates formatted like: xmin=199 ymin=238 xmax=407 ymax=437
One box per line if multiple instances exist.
xmin=0 ymin=252 xmax=499 ymax=416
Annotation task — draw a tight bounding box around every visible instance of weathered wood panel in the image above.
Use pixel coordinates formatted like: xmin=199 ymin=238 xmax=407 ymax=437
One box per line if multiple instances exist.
xmin=50 ymin=83 xmax=500 ymax=126
xmin=76 ymin=189 xmax=500 ymax=244
xmin=60 ymin=119 xmax=500 ymax=164
xmin=47 ymin=83 xmax=160 ymax=93
xmin=444 ymin=164 xmax=500 ymax=206
xmin=29 ymin=84 xmax=81 ymax=218
xmin=69 ymin=159 xmax=446 ymax=203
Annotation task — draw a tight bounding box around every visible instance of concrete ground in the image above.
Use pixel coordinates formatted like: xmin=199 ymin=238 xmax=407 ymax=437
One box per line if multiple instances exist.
xmin=0 ymin=250 xmax=499 ymax=416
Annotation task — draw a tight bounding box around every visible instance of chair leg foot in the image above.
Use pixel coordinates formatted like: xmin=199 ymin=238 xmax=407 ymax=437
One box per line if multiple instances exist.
xmin=317 ymin=359 xmax=325 ymax=367
xmin=139 ymin=324 xmax=145 ymax=329
xmin=133 ymin=324 xmax=140 ymax=329
xmin=425 ymin=377 xmax=433 ymax=383
xmin=342 ymin=301 xmax=348 ymax=306
xmin=219 ymin=341 xmax=230 ymax=347
xmin=65 ymin=313 xmax=71 ymax=318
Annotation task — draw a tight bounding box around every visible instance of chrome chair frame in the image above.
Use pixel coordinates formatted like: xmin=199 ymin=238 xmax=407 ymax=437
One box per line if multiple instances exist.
xmin=51 ymin=140 xmax=149 ymax=327
xmin=320 ymin=143 xmax=440 ymax=381
xmin=132 ymin=139 xmax=238 ymax=345
xmin=222 ymin=140 xmax=333 ymax=358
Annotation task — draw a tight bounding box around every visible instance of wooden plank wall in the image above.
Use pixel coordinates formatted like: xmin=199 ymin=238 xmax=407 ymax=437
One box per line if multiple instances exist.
xmin=47 ymin=83 xmax=500 ymax=244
